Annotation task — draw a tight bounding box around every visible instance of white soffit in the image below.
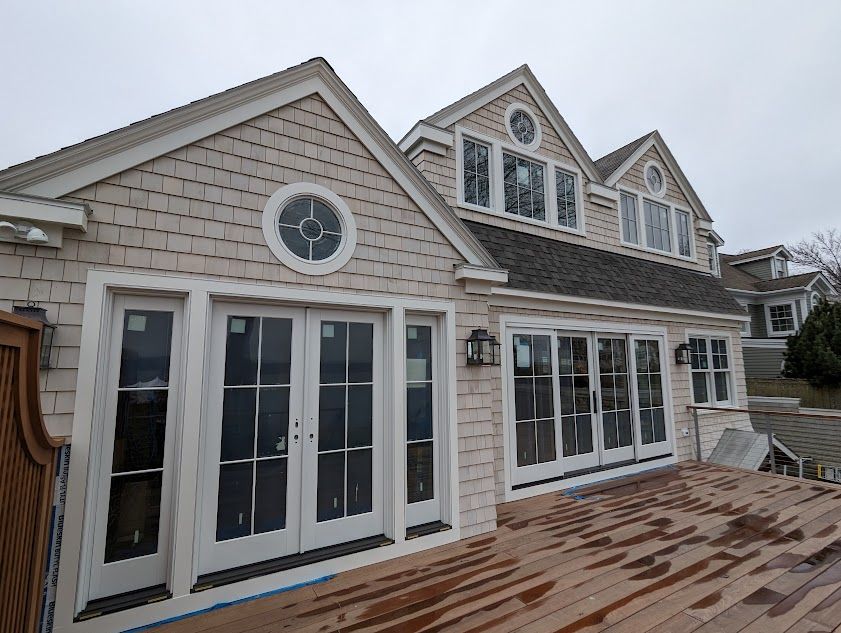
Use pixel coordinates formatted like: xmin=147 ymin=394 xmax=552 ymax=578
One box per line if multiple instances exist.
xmin=0 ymin=59 xmax=496 ymax=268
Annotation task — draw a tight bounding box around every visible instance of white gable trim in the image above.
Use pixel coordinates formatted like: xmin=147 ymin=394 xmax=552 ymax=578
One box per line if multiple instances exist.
xmin=726 ymin=246 xmax=793 ymax=266
xmin=0 ymin=60 xmax=496 ymax=268
xmin=424 ymin=67 xmax=603 ymax=184
xmin=603 ymin=132 xmax=712 ymax=222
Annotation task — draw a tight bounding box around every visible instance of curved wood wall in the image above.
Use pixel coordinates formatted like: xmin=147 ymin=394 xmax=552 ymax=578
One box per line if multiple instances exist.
xmin=0 ymin=310 xmax=61 ymax=633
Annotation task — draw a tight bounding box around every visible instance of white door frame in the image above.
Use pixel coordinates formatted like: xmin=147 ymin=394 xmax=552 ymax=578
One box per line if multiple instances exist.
xmin=197 ymin=303 xmax=306 ymax=575
xmin=593 ymin=333 xmax=636 ymax=465
xmin=629 ymin=334 xmax=674 ymax=461
xmin=555 ymin=331 xmax=600 ymax=473
xmin=88 ymin=295 xmax=184 ymax=599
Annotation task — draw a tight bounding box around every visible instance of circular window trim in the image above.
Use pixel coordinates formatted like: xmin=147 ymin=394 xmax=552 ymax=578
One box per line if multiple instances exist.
xmin=643 ymin=160 xmax=667 ymax=198
xmin=262 ymin=182 xmax=357 ymax=275
xmin=504 ymin=102 xmax=542 ymax=151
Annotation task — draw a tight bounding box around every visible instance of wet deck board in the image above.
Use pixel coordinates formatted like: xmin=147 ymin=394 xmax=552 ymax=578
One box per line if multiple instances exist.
xmin=153 ymin=463 xmax=841 ymax=632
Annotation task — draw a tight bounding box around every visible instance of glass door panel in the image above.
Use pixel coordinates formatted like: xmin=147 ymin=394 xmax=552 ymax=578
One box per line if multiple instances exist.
xmin=301 ymin=311 xmax=383 ymax=551
xmin=596 ymin=336 xmax=635 ymax=464
xmin=406 ymin=318 xmax=441 ymax=528
xmin=89 ymin=296 xmax=182 ymax=601
xmin=199 ymin=304 xmax=304 ymax=576
xmin=557 ymin=335 xmax=599 ymax=472
xmin=508 ymin=331 xmax=561 ymax=486
xmin=632 ymin=337 xmax=672 ymax=459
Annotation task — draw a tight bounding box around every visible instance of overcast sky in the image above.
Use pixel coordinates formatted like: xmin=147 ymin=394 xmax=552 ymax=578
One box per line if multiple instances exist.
xmin=2 ymin=1 xmax=840 ymax=252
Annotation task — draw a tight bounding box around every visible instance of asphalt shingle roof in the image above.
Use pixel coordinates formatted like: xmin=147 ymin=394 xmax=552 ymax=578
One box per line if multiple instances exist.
xmin=719 ymin=254 xmax=821 ymax=292
xmin=464 ymin=220 xmax=746 ymax=315
xmin=593 ymin=132 xmax=654 ymax=180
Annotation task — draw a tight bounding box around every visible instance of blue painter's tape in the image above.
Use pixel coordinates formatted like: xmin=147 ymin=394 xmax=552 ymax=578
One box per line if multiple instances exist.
xmin=122 ymin=574 xmax=335 ymax=633
xmin=561 ymin=464 xmax=677 ymax=501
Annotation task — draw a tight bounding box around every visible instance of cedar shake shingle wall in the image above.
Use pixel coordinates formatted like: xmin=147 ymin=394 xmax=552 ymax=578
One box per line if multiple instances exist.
xmin=413 ymin=85 xmax=712 ymax=273
xmin=486 ymin=305 xmax=751 ymax=501
xmin=0 ymin=94 xmax=498 ymax=537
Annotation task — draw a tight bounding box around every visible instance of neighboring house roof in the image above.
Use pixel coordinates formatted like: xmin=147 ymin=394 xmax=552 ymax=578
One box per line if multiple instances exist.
xmin=0 ymin=57 xmax=498 ymax=268
xmin=593 ymin=132 xmax=654 ymax=180
xmin=596 ymin=130 xmax=713 ymax=223
xmin=464 ymin=220 xmax=745 ymax=315
xmin=724 ymin=245 xmax=792 ymax=265
xmin=719 ymin=254 xmax=827 ymax=294
xmin=416 ymin=64 xmax=604 ymax=184
xmin=709 ymin=428 xmax=799 ymax=471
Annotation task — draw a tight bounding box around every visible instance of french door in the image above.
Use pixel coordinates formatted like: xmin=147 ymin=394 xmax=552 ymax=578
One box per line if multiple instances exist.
xmin=199 ymin=304 xmax=383 ymax=576
xmin=89 ymin=296 xmax=182 ymax=600
xmin=508 ymin=328 xmax=671 ymax=487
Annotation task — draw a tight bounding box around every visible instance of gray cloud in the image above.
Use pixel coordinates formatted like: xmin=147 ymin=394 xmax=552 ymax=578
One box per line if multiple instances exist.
xmin=2 ymin=0 xmax=839 ymax=251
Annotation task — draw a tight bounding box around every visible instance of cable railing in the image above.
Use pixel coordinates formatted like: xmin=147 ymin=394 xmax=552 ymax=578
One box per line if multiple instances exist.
xmin=688 ymin=404 xmax=841 ymax=480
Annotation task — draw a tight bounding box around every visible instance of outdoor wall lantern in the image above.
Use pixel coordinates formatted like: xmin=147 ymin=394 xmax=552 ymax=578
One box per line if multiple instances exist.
xmin=466 ymin=328 xmax=501 ymax=366
xmin=13 ymin=302 xmax=56 ymax=369
xmin=675 ymin=343 xmax=692 ymax=365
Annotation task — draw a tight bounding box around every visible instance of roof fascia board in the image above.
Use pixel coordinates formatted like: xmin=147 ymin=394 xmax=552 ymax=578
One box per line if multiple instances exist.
xmin=0 ymin=60 xmax=496 ymax=267
xmin=727 ymin=286 xmax=809 ymax=298
xmin=490 ymin=286 xmax=750 ymax=323
xmin=426 ymin=68 xmax=603 ymax=184
xmin=603 ymin=132 xmax=712 ymax=222
xmin=726 ymin=247 xmax=788 ymax=266
xmin=0 ymin=190 xmax=91 ymax=230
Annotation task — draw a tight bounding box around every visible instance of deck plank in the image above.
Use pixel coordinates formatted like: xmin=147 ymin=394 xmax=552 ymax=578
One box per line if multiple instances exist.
xmin=150 ymin=463 xmax=841 ymax=633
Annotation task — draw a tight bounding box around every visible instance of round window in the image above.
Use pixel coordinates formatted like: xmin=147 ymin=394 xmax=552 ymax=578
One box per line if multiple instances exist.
xmin=509 ymin=110 xmax=536 ymax=145
xmin=644 ymin=162 xmax=665 ymax=196
xmin=278 ymin=197 xmax=343 ymax=262
xmin=262 ymin=183 xmax=357 ymax=275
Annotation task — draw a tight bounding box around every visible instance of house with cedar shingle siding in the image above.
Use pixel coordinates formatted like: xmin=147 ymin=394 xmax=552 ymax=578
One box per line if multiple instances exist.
xmin=0 ymin=58 xmax=751 ymax=632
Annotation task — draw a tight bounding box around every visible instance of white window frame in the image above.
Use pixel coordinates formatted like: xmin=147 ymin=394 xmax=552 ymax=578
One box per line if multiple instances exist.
xmin=708 ymin=240 xmax=721 ymax=277
xmin=811 ymin=291 xmax=822 ymax=312
xmin=261 ymin=182 xmax=358 ymax=276
xmin=772 ymin=256 xmax=788 ymax=279
xmin=766 ymin=301 xmax=797 ymax=336
xmin=617 ymin=186 xmax=696 ymax=262
xmin=687 ymin=332 xmax=735 ymax=408
xmin=455 ymin=126 xmax=586 ymax=236
xmin=643 ymin=160 xmax=667 ymax=198
xmin=619 ymin=191 xmax=640 ymax=245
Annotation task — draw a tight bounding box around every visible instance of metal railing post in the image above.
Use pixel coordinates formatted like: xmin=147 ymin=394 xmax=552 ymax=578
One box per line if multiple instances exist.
xmin=765 ymin=413 xmax=776 ymax=475
xmin=799 ymin=458 xmax=804 ymax=479
xmin=692 ymin=407 xmax=702 ymax=461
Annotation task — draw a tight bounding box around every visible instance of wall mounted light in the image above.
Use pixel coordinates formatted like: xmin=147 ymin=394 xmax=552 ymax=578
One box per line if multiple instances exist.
xmin=0 ymin=220 xmax=50 ymax=244
xmin=13 ymin=303 xmax=56 ymax=368
xmin=466 ymin=328 xmax=500 ymax=366
xmin=675 ymin=343 xmax=692 ymax=365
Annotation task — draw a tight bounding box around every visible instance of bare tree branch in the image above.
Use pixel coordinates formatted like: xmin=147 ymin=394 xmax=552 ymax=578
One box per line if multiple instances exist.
xmin=788 ymin=229 xmax=841 ymax=291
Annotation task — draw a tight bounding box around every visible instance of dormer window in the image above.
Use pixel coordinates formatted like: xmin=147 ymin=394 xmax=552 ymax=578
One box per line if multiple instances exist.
xmin=708 ymin=241 xmax=720 ymax=277
xmin=773 ymin=256 xmax=788 ymax=279
xmin=503 ymin=153 xmax=545 ymax=220
xmin=462 ymin=139 xmax=491 ymax=208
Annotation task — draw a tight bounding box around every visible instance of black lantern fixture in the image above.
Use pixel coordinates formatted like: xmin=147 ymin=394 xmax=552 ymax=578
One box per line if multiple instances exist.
xmin=675 ymin=342 xmax=691 ymax=365
xmin=466 ymin=328 xmax=500 ymax=366
xmin=13 ymin=302 xmax=56 ymax=369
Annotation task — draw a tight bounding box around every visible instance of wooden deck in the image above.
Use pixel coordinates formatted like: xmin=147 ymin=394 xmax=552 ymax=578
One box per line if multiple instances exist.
xmin=154 ymin=462 xmax=841 ymax=632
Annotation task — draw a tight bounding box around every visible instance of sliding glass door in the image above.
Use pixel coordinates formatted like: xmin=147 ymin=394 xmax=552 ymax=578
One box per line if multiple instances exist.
xmin=507 ymin=327 xmax=672 ymax=487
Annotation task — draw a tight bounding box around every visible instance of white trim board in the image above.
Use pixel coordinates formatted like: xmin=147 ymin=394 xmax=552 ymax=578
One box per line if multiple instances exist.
xmin=489 ymin=287 xmax=750 ymax=325
xmin=0 ymin=58 xmax=496 ymax=269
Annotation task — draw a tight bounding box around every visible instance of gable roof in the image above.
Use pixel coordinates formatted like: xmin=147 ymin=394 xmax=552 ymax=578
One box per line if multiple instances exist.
xmin=597 ymin=130 xmax=712 ymax=222
xmin=723 ymin=245 xmax=792 ymax=266
xmin=593 ymin=132 xmax=654 ymax=180
xmin=719 ymin=254 xmax=828 ymax=293
xmin=465 ymin=220 xmax=746 ymax=316
xmin=0 ymin=57 xmax=497 ymax=268
xmin=416 ymin=65 xmax=603 ymax=184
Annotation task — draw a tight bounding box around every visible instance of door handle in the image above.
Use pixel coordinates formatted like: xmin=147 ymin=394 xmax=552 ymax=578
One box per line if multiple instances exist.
xmin=592 ymin=390 xmax=598 ymax=414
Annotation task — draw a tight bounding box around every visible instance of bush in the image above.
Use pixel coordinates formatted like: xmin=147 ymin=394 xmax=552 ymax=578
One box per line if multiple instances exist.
xmin=784 ymin=299 xmax=841 ymax=387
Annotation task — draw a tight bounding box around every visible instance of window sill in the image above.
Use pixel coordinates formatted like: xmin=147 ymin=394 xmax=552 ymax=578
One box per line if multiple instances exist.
xmin=456 ymin=202 xmax=586 ymax=236
xmin=692 ymin=404 xmax=739 ymax=415
xmin=619 ymin=238 xmax=696 ymax=264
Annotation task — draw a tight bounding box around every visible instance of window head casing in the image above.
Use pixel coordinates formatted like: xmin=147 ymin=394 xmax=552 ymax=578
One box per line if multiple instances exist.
xmin=643 ymin=160 xmax=666 ymax=198
xmin=262 ymin=183 xmax=357 ymax=275
xmin=505 ymin=102 xmax=542 ymax=150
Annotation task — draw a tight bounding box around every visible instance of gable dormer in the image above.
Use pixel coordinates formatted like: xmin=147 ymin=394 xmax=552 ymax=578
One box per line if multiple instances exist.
xmin=401 ymin=67 xmax=719 ymax=274
xmin=725 ymin=246 xmax=792 ymax=281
